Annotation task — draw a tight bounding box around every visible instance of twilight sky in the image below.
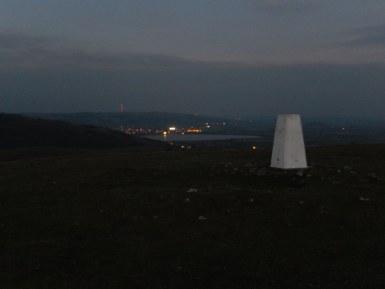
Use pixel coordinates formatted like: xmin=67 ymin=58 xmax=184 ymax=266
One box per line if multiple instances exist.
xmin=1 ymin=0 xmax=385 ymax=117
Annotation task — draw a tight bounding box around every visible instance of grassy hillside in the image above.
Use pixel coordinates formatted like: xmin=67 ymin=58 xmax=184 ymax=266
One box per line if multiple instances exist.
xmin=1 ymin=145 xmax=385 ymax=288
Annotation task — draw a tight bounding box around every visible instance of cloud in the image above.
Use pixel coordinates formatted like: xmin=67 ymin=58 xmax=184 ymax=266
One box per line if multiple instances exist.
xmin=0 ymin=31 xmax=55 ymax=68
xmin=0 ymin=31 xmax=50 ymax=51
xmin=252 ymin=0 xmax=320 ymax=11
xmin=2 ymin=54 xmax=385 ymax=118
xmin=1 ymin=31 xmax=385 ymax=118
xmin=0 ymin=31 xmax=195 ymax=71
xmin=343 ymin=24 xmax=385 ymax=47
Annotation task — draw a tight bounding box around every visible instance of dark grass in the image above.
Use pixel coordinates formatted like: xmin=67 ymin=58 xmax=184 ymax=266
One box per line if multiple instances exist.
xmin=1 ymin=145 xmax=385 ymax=289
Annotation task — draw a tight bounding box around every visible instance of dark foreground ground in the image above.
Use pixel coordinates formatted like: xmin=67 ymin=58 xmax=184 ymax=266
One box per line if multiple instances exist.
xmin=1 ymin=145 xmax=385 ymax=289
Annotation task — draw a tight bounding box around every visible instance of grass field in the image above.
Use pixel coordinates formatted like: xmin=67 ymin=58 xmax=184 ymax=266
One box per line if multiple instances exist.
xmin=1 ymin=145 xmax=385 ymax=289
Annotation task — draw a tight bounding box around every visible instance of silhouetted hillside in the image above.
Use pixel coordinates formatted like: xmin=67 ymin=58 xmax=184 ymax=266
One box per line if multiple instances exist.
xmin=0 ymin=114 xmax=158 ymax=148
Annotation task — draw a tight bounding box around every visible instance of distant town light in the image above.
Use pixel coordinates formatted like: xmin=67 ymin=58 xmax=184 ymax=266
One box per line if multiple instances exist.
xmin=187 ymin=128 xmax=202 ymax=134
xmin=168 ymin=126 xmax=176 ymax=131
xmin=252 ymin=146 xmax=257 ymax=150
xmin=163 ymin=131 xmax=168 ymax=136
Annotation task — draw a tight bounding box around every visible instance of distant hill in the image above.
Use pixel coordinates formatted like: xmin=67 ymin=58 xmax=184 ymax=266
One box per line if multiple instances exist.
xmin=28 ymin=112 xmax=271 ymax=136
xmin=25 ymin=112 xmax=385 ymax=145
xmin=28 ymin=112 xmax=231 ymax=129
xmin=0 ymin=114 xmax=159 ymax=148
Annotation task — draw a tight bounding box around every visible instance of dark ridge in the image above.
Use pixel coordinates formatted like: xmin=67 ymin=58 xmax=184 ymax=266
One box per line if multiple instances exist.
xmin=28 ymin=111 xmax=232 ymax=129
xmin=0 ymin=113 xmax=160 ymax=148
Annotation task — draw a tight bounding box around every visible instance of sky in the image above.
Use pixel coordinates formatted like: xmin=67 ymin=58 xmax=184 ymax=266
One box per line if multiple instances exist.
xmin=1 ymin=0 xmax=385 ymax=117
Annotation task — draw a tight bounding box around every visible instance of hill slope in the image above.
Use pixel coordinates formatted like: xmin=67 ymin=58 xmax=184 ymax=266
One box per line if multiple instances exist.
xmin=2 ymin=145 xmax=385 ymax=288
xmin=0 ymin=114 xmax=157 ymax=148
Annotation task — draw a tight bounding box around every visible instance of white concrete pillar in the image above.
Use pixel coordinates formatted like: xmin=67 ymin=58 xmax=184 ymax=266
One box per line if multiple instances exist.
xmin=271 ymin=114 xmax=308 ymax=169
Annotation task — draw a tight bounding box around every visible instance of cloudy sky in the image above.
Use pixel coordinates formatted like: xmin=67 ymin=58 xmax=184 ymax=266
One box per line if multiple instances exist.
xmin=1 ymin=0 xmax=385 ymax=117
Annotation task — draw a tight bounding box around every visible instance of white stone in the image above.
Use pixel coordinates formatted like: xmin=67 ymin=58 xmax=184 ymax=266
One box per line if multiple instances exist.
xmin=271 ymin=114 xmax=308 ymax=170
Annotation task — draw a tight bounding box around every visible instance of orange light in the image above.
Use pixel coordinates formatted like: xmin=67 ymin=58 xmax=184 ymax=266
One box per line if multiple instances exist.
xmin=187 ymin=128 xmax=202 ymax=134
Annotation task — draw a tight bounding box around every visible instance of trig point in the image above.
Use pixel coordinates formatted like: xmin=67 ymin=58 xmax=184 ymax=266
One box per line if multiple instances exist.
xmin=271 ymin=114 xmax=308 ymax=170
